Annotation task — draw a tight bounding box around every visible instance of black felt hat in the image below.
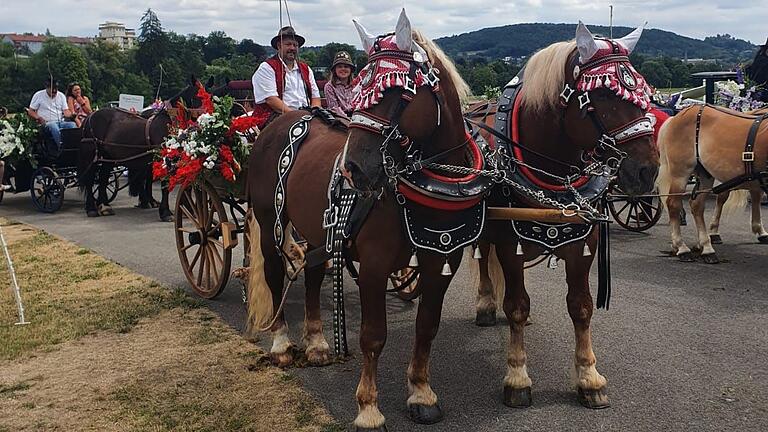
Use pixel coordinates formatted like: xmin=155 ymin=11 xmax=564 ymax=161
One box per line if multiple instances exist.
xmin=270 ymin=26 xmax=306 ymax=49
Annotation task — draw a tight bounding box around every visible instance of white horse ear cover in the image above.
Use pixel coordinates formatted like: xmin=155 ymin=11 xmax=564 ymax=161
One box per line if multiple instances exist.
xmin=575 ymin=21 xmax=599 ymax=63
xmin=394 ymin=8 xmax=413 ymax=52
xmin=353 ymin=19 xmax=376 ymax=53
xmin=616 ymin=23 xmax=646 ymax=55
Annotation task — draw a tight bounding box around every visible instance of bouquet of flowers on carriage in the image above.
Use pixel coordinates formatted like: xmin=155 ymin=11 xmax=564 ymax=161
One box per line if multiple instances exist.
xmin=152 ymin=83 xmax=256 ymax=194
xmin=0 ymin=112 xmax=39 ymax=169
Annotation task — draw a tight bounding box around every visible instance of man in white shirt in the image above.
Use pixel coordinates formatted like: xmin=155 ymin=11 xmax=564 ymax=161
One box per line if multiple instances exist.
xmin=251 ymin=26 xmax=321 ymax=128
xmin=27 ymin=80 xmax=77 ymax=151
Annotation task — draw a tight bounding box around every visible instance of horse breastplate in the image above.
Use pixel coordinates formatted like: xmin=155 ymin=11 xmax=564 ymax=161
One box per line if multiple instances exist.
xmin=493 ymin=71 xmax=601 ymax=251
xmin=493 ymin=71 xmax=611 ymax=208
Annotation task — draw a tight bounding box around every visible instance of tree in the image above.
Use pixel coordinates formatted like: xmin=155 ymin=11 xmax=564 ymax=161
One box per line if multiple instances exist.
xmin=135 ymin=8 xmax=168 ymax=76
xmin=236 ymin=39 xmax=267 ymax=62
xmin=317 ymin=43 xmax=359 ymax=67
xmin=203 ymin=31 xmax=235 ymax=63
xmin=30 ymin=39 xmax=91 ymax=95
xmin=85 ymin=40 xmax=127 ymax=105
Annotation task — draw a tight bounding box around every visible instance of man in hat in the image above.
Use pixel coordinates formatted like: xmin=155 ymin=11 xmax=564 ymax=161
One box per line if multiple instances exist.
xmin=251 ymin=26 xmax=320 ymax=127
xmin=27 ymin=80 xmax=76 ymax=152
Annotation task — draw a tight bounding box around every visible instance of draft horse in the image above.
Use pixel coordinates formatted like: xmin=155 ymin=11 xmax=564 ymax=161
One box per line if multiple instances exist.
xmin=656 ymin=104 xmax=768 ymax=263
xmin=246 ymin=10 xmax=480 ymax=430
xmin=470 ymin=23 xmax=659 ymax=408
xmin=79 ymin=107 xmax=173 ymax=220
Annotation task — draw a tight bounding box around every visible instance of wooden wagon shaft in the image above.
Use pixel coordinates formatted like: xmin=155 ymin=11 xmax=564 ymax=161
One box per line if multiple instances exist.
xmin=486 ymin=207 xmax=589 ymax=224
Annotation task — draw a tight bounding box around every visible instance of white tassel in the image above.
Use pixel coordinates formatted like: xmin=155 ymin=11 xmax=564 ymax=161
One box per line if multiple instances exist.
xmin=473 ymin=245 xmax=482 ymax=259
xmin=583 ymin=243 xmax=592 ymax=257
xmin=441 ymin=260 xmax=452 ymax=276
xmin=516 ymin=243 xmax=523 ymax=256
xmin=409 ymin=252 xmax=419 ymax=267
xmin=547 ymin=255 xmax=558 ymax=269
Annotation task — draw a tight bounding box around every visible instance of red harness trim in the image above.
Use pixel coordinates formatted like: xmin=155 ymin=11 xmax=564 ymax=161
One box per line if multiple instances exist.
xmin=396 ymin=132 xmax=484 ymax=210
xmin=511 ymin=92 xmax=590 ymax=191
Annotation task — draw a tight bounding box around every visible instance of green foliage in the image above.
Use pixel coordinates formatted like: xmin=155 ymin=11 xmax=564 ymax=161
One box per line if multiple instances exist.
xmin=436 ymin=24 xmax=756 ymax=64
xmin=136 ymin=8 xmax=168 ymax=76
xmin=203 ymin=31 xmax=235 ymax=64
xmin=31 ymin=39 xmax=91 ymax=95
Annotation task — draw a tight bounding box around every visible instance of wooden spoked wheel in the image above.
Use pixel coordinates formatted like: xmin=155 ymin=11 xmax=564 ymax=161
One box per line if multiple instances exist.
xmin=174 ymin=181 xmax=232 ymax=298
xmin=607 ymin=185 xmax=663 ymax=232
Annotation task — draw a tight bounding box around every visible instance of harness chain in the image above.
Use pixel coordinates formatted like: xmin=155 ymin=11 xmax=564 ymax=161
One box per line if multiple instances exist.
xmin=330 ymin=190 xmax=355 ymax=356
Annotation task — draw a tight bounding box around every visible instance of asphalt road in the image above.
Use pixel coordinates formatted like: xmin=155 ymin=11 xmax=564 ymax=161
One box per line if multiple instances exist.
xmin=2 ymin=185 xmax=767 ymax=431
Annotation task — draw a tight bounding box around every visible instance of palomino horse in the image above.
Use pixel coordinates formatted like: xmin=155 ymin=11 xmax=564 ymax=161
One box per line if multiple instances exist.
xmin=246 ymin=10 xmax=477 ymax=430
xmin=656 ymin=104 xmax=768 ymax=263
xmin=78 ymin=108 xmax=173 ymax=220
xmin=471 ymin=23 xmax=659 ymax=408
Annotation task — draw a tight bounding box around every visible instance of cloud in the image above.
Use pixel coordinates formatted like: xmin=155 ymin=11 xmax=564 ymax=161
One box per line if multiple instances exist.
xmin=1 ymin=0 xmax=765 ymax=48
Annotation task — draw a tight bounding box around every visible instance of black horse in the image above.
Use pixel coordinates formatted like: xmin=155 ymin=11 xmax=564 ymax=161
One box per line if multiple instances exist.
xmin=746 ymin=37 xmax=768 ymax=101
xmin=78 ymin=108 xmax=173 ymax=220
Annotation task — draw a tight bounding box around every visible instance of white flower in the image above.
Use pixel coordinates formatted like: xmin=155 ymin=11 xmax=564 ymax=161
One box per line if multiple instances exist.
xmin=197 ymin=113 xmax=215 ymax=128
xmin=204 ymin=160 xmax=215 ymax=169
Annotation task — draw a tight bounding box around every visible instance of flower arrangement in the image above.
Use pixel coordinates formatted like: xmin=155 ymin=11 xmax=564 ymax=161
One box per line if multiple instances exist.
xmin=0 ymin=114 xmax=39 ymax=168
xmin=715 ymin=80 xmax=766 ymax=112
xmin=153 ymin=82 xmax=256 ymax=192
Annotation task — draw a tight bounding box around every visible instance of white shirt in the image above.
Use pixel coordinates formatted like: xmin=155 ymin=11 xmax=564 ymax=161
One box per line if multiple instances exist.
xmin=30 ymin=90 xmax=69 ymax=123
xmin=252 ymin=58 xmax=320 ymax=110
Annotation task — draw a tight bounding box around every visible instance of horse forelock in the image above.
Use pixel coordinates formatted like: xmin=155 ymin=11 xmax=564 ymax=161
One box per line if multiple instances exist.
xmin=519 ymin=41 xmax=576 ymax=114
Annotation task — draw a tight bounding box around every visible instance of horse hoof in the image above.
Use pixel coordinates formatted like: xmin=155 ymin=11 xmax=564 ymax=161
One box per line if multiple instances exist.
xmin=677 ymin=252 xmax=695 ymax=262
xmin=99 ymin=206 xmax=115 ymax=216
xmin=503 ymin=386 xmax=532 ymax=408
xmin=356 ymin=426 xmax=388 ymax=432
xmin=160 ymin=215 xmax=174 ymax=223
xmin=577 ymin=387 xmax=610 ymax=409
xmin=408 ymin=403 xmax=444 ymax=425
xmin=87 ymin=210 xmax=100 ymax=218
xmin=305 ymin=347 xmax=331 ymax=366
xmin=475 ymin=310 xmax=497 ymax=327
xmin=702 ymin=253 xmax=720 ymax=264
xmin=710 ymin=234 xmax=723 ymax=245
xmin=758 ymin=235 xmax=768 ymax=244
xmin=136 ymin=202 xmax=151 ymax=209
xmin=270 ymin=350 xmax=294 ymax=368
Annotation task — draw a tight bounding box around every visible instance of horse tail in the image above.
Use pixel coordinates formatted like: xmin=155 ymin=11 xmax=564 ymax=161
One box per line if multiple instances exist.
xmin=721 ymin=189 xmax=749 ymax=217
xmin=466 ymin=244 xmax=505 ymax=311
xmin=654 ymin=116 xmax=674 ymax=210
xmin=245 ymin=212 xmax=274 ymax=336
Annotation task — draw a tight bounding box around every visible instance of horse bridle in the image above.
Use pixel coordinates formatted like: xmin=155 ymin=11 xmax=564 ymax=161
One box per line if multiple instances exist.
xmin=559 ymin=46 xmax=654 ymax=172
xmin=348 ymin=43 xmax=442 ymax=189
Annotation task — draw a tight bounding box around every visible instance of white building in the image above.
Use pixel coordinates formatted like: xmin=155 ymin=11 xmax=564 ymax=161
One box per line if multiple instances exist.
xmin=98 ymin=22 xmax=135 ymax=50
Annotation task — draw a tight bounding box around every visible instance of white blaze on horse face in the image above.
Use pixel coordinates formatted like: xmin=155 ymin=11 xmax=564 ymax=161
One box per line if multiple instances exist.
xmin=616 ymin=23 xmax=646 ymax=55
xmin=353 ymin=20 xmax=376 ymax=54
xmin=576 ymin=21 xmax=600 ymax=63
xmin=394 ymin=8 xmax=413 ymax=52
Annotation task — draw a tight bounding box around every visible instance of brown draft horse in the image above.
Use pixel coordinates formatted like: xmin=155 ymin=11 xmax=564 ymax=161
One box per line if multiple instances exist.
xmin=246 ymin=11 xmax=473 ymax=430
xmin=470 ymin=23 xmax=659 ymax=408
xmin=78 ymin=108 xmax=173 ymax=220
xmin=656 ymin=105 xmax=768 ymax=263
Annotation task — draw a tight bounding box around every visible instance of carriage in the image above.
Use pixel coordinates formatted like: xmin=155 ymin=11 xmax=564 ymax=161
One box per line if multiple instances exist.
xmin=0 ymin=116 xmax=125 ymax=212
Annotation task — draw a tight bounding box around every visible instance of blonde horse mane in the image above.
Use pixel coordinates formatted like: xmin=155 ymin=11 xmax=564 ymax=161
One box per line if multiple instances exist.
xmin=413 ymin=30 xmax=472 ymax=101
xmin=520 ymin=41 xmax=577 ymax=114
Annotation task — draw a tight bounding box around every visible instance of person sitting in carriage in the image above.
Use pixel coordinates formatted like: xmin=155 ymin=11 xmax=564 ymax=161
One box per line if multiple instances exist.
xmin=26 ymin=80 xmax=77 ymax=153
xmin=324 ymin=51 xmax=357 ymax=117
xmin=251 ymin=26 xmax=321 ymax=129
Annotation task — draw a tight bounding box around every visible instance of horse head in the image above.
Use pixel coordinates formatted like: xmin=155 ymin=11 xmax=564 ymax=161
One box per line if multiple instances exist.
xmin=342 ymin=9 xmax=468 ymax=191
xmin=570 ymin=22 xmax=658 ymax=194
xmin=523 ymin=22 xmax=658 ymax=195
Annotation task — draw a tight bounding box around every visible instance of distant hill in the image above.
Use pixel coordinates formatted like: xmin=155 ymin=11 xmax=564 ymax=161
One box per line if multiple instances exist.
xmin=435 ymin=24 xmax=757 ymax=63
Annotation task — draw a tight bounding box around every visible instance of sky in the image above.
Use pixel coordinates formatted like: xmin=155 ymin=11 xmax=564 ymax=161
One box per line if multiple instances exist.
xmin=1 ymin=0 xmax=766 ymax=47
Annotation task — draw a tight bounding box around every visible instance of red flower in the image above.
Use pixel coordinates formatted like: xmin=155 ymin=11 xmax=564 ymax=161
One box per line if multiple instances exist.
xmin=175 ymin=101 xmax=190 ymax=129
xmin=168 ymin=154 xmax=203 ymax=191
xmin=152 ymin=161 xmax=167 ymax=181
xmin=196 ymin=81 xmax=214 ymax=114
xmin=229 ymin=116 xmax=259 ymax=135
xmin=220 ymin=163 xmax=235 ymax=182
xmin=220 ymin=145 xmax=234 ymax=163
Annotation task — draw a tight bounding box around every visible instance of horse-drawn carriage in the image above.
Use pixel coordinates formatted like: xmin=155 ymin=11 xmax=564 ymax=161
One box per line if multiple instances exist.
xmin=0 ymin=112 xmax=124 ymax=212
